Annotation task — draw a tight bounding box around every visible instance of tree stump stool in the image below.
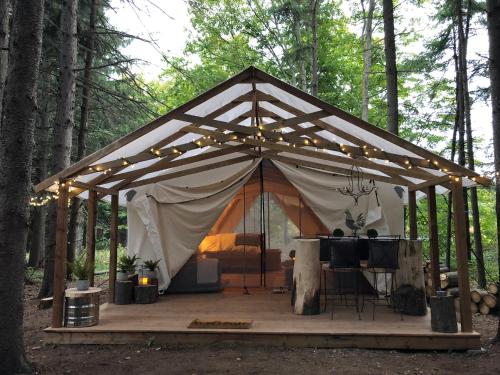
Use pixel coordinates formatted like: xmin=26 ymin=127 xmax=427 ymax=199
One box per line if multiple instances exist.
xmin=134 ymin=285 xmax=157 ymax=304
xmin=292 ymin=238 xmax=321 ymax=315
xmin=115 ymin=280 xmax=133 ymax=305
xmin=64 ymin=287 xmax=101 ymax=327
xmin=430 ymin=291 xmax=458 ymax=333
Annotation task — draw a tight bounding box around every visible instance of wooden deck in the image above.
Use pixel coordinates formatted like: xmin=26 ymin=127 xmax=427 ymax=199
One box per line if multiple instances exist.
xmin=45 ymin=289 xmax=480 ymax=350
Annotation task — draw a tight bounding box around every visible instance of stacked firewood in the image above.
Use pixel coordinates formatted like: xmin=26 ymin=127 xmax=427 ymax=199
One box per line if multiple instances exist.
xmin=424 ymin=262 xmax=498 ymax=315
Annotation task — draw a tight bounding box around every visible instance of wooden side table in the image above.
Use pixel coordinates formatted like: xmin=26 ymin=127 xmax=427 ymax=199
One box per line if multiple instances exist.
xmin=64 ymin=287 xmax=101 ymax=327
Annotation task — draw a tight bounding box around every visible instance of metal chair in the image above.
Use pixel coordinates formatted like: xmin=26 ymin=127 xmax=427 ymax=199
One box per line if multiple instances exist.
xmin=366 ymin=238 xmax=400 ymax=320
xmin=328 ymin=238 xmax=361 ymax=319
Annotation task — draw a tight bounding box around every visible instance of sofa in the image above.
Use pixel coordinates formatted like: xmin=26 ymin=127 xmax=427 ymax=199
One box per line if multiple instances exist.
xmin=167 ymin=255 xmax=223 ymax=293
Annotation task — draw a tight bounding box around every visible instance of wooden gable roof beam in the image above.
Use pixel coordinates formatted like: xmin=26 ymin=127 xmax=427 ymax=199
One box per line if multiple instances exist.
xmin=179 ymin=117 xmax=437 ymax=181
xmin=35 ymin=67 xmax=256 ymax=193
xmin=183 ymin=125 xmax=428 ymax=185
xmin=102 ymin=144 xmax=256 ymax=184
xmin=252 ymin=69 xmax=490 ymax=186
xmin=121 ymin=155 xmax=256 ymax=190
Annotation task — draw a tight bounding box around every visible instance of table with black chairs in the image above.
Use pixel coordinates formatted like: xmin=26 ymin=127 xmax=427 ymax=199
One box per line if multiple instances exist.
xmin=319 ymin=235 xmax=401 ymax=320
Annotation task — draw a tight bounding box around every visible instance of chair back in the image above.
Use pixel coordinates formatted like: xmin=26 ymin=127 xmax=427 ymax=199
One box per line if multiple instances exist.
xmin=330 ymin=238 xmax=360 ymax=269
xmin=367 ymin=239 xmax=399 ymax=269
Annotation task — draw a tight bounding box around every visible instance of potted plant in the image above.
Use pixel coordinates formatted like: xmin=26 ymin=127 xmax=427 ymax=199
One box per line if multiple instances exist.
xmin=68 ymin=254 xmax=92 ymax=291
xmin=143 ymin=259 xmax=161 ymax=279
xmin=117 ymin=254 xmax=139 ymax=282
xmin=332 ymin=228 xmax=344 ymax=238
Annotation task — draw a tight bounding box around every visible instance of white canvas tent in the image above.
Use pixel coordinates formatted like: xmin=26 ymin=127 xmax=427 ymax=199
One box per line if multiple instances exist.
xmin=36 ymin=66 xmax=489 ymax=330
xmin=126 ymin=156 xmax=404 ymax=290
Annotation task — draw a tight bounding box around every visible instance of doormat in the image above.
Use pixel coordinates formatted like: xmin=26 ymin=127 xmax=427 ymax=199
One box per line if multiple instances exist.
xmin=188 ymin=319 xmax=253 ymax=329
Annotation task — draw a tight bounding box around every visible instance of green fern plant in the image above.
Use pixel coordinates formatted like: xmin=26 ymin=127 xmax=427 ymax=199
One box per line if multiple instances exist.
xmin=143 ymin=259 xmax=161 ymax=272
xmin=118 ymin=254 xmax=139 ymax=273
xmin=68 ymin=254 xmax=92 ymax=280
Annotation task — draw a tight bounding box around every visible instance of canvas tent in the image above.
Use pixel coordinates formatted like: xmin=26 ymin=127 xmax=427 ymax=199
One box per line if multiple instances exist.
xmin=126 ymin=157 xmax=404 ymax=290
xmin=35 ymin=66 xmax=490 ymax=331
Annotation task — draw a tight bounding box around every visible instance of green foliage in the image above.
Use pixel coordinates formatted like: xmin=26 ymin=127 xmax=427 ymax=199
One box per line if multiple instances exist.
xmin=117 ymin=254 xmax=139 ymax=273
xmin=68 ymin=254 xmax=92 ymax=281
xmin=143 ymin=259 xmax=161 ymax=272
xmin=367 ymin=229 xmax=378 ymax=238
xmin=332 ymin=228 xmax=344 ymax=237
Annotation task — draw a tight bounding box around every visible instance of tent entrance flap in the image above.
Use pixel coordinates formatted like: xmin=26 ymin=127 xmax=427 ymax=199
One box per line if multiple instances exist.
xmin=197 ymin=160 xmax=329 ymax=289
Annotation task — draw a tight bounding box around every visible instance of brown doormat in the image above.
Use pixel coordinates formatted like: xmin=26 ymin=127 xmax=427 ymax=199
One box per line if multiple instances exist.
xmin=188 ymin=319 xmax=253 ymax=329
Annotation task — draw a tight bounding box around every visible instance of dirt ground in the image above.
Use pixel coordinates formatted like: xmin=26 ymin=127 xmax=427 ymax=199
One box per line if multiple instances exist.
xmin=22 ymin=282 xmax=500 ymax=375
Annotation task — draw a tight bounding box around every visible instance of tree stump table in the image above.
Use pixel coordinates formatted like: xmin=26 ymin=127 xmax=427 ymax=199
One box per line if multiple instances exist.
xmin=134 ymin=285 xmax=157 ymax=304
xmin=291 ymin=238 xmax=321 ymax=315
xmin=115 ymin=280 xmax=133 ymax=305
xmin=64 ymin=287 xmax=101 ymax=327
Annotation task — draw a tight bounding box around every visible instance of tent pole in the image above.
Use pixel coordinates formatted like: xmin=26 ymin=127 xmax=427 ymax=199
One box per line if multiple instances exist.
xmin=52 ymin=179 xmax=69 ymax=328
xmin=408 ymin=190 xmax=418 ymax=240
xmin=108 ymin=194 xmax=118 ymax=303
xmin=427 ymin=186 xmax=440 ymax=295
xmin=259 ymin=160 xmax=266 ymax=288
xmin=243 ymin=184 xmax=249 ymax=294
xmin=451 ymin=176 xmax=473 ymax=332
xmin=86 ymin=189 xmax=97 ymax=286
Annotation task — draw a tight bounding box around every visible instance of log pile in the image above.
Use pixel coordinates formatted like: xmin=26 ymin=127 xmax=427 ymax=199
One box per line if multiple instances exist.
xmin=423 ymin=262 xmax=498 ymax=316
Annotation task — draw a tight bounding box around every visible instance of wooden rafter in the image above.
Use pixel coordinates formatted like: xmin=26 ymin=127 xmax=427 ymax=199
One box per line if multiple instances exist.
xmin=252 ymin=69 xmax=490 ymax=186
xmin=182 ymin=122 xmax=439 ymax=181
xmin=36 ymin=66 xmax=489 ymax=196
xmin=34 ymin=68 xmax=255 ymax=193
xmin=121 ymin=155 xmax=256 ymax=190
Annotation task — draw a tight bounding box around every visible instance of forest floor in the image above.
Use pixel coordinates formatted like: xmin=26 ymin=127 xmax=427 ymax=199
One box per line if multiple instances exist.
xmin=23 ymin=280 xmax=500 ymax=375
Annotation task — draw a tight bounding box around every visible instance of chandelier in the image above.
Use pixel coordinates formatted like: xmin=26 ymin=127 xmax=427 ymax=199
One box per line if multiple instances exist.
xmin=336 ymin=165 xmax=376 ymax=205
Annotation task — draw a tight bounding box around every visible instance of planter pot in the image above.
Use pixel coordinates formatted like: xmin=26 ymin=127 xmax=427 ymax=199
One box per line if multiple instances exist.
xmin=117 ymin=272 xmax=128 ymax=282
xmin=76 ymin=279 xmax=90 ymax=291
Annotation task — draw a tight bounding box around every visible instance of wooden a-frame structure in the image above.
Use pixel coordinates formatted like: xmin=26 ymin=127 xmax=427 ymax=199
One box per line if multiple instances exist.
xmin=35 ymin=66 xmax=490 ymax=331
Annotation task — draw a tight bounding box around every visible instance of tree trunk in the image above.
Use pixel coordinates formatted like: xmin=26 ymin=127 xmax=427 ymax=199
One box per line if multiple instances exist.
xmin=445 ymin=118 xmax=458 ymax=270
xmin=310 ymin=0 xmax=318 ymax=97
xmin=0 ymin=0 xmax=45 ymax=372
xmin=28 ymin=100 xmax=50 ymax=268
xmin=486 ymin=0 xmax=500 ymax=341
xmin=0 ymin=0 xmax=11 ymax=117
xmin=291 ymin=0 xmax=307 ymax=91
xmin=67 ymin=0 xmax=97 ymax=278
xmin=455 ymin=0 xmax=472 ymax=261
xmin=382 ymin=0 xmax=398 ymax=135
xmin=39 ymin=0 xmax=79 ymax=298
xmin=361 ymin=0 xmax=375 ymax=122
xmin=459 ymin=1 xmax=486 ymax=288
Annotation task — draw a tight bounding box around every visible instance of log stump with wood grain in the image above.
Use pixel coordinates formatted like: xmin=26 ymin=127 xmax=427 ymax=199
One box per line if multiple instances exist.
xmin=291 ymin=239 xmax=320 ymax=315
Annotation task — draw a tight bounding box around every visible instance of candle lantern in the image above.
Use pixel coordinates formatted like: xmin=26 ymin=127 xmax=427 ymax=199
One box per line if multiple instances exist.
xmin=138 ymin=267 xmax=150 ymax=286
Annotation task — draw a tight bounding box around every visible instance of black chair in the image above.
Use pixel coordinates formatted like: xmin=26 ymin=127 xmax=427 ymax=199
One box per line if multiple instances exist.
xmin=366 ymin=238 xmax=400 ymax=320
xmin=327 ymin=238 xmax=361 ymax=319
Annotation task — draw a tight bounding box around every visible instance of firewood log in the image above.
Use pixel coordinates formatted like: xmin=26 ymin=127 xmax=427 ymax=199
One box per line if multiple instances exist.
xmin=470 ymin=289 xmax=488 ymax=304
xmin=483 ymin=294 xmax=497 ymax=309
xmin=440 ymin=271 xmax=458 ymax=289
xmin=470 ymin=301 xmax=478 ymax=314
xmin=479 ymin=303 xmax=490 ymax=315
xmin=487 ymin=283 xmax=498 ymax=295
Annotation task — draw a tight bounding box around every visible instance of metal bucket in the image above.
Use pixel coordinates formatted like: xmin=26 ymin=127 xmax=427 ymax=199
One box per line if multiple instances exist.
xmin=64 ymin=292 xmax=99 ymax=328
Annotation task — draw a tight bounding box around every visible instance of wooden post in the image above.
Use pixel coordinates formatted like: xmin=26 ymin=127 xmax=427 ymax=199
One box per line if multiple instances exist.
xmin=408 ymin=190 xmax=418 ymax=240
xmin=52 ymin=179 xmax=69 ymax=328
xmin=451 ymin=176 xmax=473 ymax=332
xmin=86 ymin=189 xmax=97 ymax=286
xmin=109 ymin=194 xmax=119 ymax=303
xmin=427 ymin=186 xmax=440 ymax=295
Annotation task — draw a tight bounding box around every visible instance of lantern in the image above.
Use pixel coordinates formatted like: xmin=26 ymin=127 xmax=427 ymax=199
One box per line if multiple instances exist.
xmin=138 ymin=267 xmax=150 ymax=286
